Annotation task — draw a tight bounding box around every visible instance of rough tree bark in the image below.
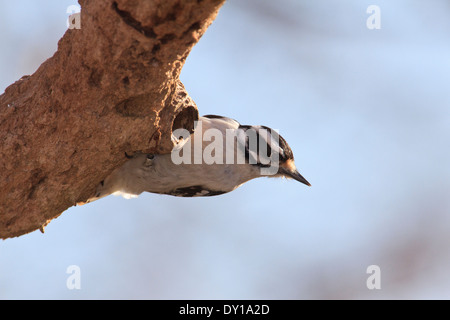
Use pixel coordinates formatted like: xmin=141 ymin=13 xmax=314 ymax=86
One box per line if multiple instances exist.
xmin=0 ymin=0 xmax=225 ymax=239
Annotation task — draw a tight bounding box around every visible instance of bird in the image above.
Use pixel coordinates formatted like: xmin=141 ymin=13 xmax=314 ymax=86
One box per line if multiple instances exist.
xmin=85 ymin=114 xmax=310 ymax=203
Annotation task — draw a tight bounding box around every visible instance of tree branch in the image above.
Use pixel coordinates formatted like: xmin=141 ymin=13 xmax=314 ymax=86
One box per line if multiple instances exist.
xmin=0 ymin=0 xmax=225 ymax=239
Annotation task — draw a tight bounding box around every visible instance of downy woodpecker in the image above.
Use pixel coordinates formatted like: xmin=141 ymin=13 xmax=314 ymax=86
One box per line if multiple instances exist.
xmin=85 ymin=115 xmax=310 ymax=202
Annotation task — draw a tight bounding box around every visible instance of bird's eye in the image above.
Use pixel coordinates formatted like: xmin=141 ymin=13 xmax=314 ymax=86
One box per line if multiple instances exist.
xmin=144 ymin=154 xmax=155 ymax=167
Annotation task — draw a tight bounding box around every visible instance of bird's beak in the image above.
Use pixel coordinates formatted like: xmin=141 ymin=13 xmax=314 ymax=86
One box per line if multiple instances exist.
xmin=281 ymin=167 xmax=311 ymax=186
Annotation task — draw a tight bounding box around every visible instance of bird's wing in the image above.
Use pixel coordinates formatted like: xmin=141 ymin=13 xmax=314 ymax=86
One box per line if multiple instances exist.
xmin=201 ymin=114 xmax=241 ymax=129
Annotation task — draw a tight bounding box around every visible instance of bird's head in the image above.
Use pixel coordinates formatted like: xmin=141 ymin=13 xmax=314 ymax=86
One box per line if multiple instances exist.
xmin=246 ymin=125 xmax=310 ymax=187
xmin=240 ymin=123 xmax=310 ymax=186
xmin=274 ymin=133 xmax=310 ymax=186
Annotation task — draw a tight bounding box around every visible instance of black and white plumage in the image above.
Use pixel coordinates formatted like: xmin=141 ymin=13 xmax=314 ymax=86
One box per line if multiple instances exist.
xmin=85 ymin=115 xmax=310 ymax=203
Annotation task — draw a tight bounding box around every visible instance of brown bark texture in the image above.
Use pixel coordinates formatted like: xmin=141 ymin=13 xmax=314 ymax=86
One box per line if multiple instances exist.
xmin=0 ymin=0 xmax=225 ymax=239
